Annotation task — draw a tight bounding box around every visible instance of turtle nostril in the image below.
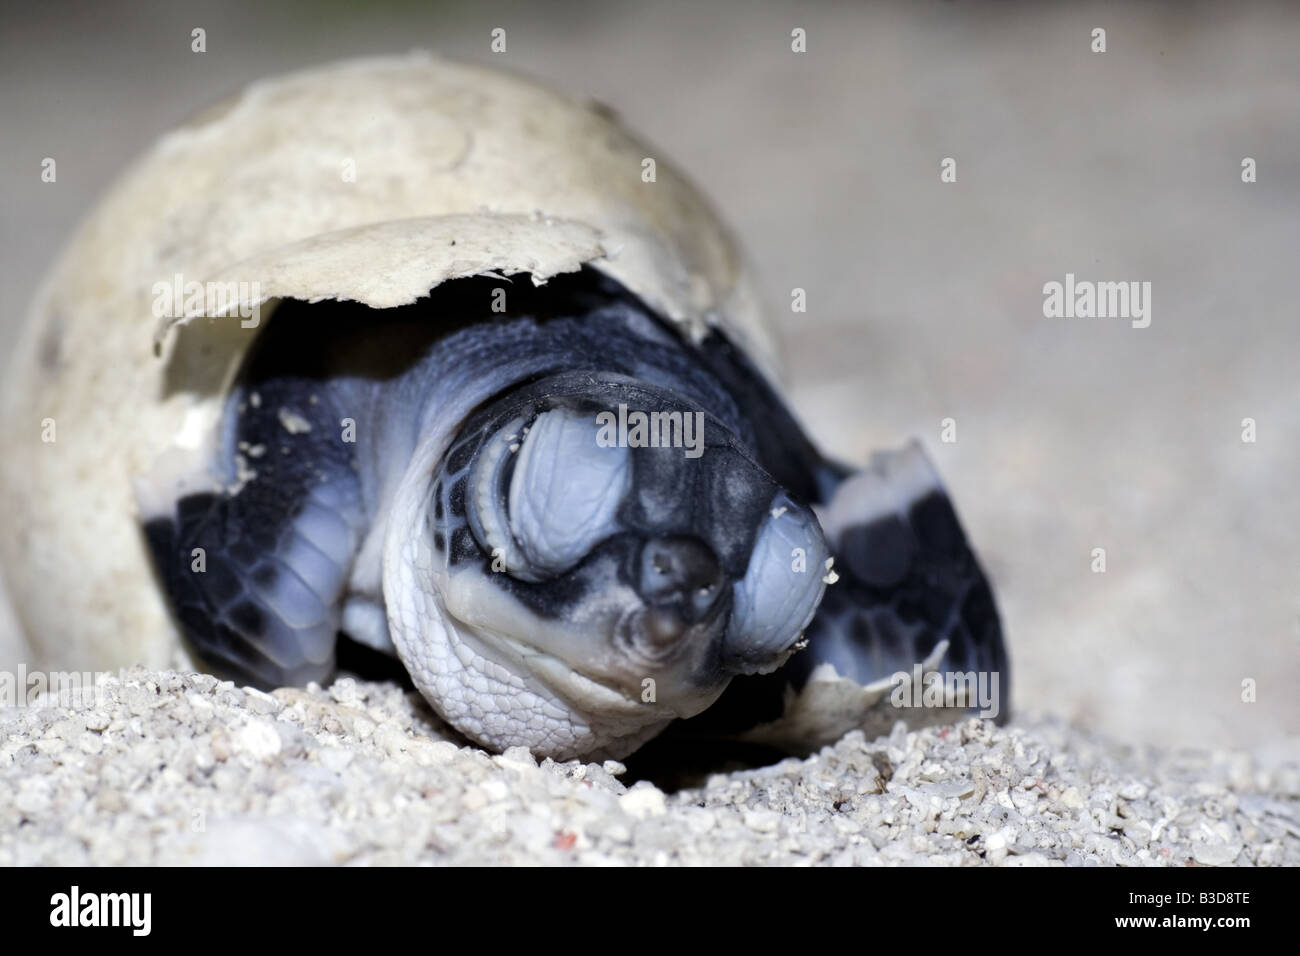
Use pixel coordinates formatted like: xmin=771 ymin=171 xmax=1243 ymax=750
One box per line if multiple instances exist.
xmin=642 ymin=607 xmax=688 ymax=649
xmin=638 ymin=536 xmax=725 ymax=624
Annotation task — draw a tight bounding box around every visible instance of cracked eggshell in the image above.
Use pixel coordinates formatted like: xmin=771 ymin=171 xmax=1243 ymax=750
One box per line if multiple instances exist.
xmin=0 ymin=52 xmax=778 ymax=673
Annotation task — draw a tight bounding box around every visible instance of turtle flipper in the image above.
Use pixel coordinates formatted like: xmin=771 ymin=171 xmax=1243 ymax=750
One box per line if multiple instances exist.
xmin=143 ymin=474 xmax=361 ymax=688
xmin=767 ymin=441 xmax=1008 ymax=748
xmin=806 ymin=441 xmax=1007 ymax=694
xmin=670 ymin=441 xmax=1008 ymax=754
xmin=141 ymin=351 xmax=367 ymax=689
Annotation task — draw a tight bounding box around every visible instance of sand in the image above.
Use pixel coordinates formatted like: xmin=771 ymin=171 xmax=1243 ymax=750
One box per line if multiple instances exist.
xmin=1 ymin=669 xmax=1294 ymax=866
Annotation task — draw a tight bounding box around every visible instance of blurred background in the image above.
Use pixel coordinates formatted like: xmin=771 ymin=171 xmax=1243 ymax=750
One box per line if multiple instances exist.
xmin=2 ymin=0 xmax=1296 ymax=763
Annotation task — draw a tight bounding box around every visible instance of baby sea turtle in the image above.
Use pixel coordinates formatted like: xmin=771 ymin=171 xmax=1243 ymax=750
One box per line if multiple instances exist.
xmin=0 ymin=54 xmax=1007 ymax=760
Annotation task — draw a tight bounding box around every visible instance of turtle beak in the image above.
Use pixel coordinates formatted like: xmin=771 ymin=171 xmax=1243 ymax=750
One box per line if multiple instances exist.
xmin=722 ymin=493 xmax=830 ymax=675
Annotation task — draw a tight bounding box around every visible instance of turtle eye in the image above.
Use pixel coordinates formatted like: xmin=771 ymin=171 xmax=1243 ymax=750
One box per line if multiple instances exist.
xmin=467 ymin=408 xmax=629 ymax=581
xmin=724 ymin=493 xmax=830 ymax=674
xmin=508 ymin=408 xmax=630 ymax=575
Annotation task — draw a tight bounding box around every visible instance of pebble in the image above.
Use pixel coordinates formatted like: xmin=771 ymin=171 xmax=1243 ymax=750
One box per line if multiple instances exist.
xmin=232 ymin=718 xmax=282 ymax=761
xmin=620 ymin=783 xmax=668 ymax=820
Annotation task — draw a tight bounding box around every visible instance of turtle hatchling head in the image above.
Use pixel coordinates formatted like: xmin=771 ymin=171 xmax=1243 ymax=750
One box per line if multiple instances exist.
xmin=386 ymin=372 xmax=830 ymax=759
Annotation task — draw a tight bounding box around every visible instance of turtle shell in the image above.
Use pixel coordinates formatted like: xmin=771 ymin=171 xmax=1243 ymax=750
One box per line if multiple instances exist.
xmin=0 ymin=53 xmax=781 ymax=673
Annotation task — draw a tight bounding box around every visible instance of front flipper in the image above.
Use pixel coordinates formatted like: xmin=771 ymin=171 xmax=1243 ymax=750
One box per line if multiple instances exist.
xmin=144 ymin=476 xmax=362 ymax=688
xmin=141 ymin=371 xmax=365 ymax=688
xmin=803 ymin=441 xmax=1007 ymax=692
xmin=677 ymin=441 xmax=1008 ymax=754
